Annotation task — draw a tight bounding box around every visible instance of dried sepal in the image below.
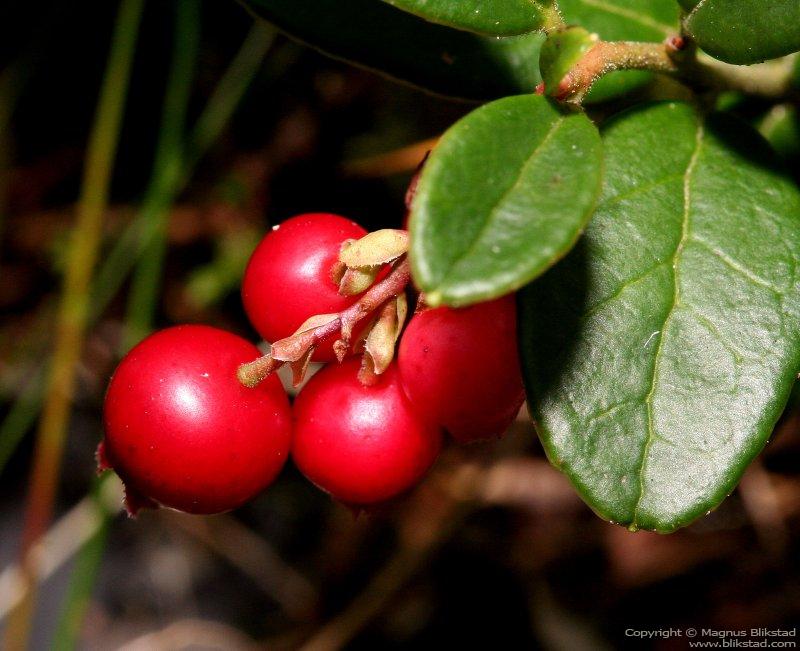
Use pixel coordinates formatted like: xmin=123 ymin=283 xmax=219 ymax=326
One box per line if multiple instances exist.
xmin=271 ymin=314 xmax=338 ymax=363
xmin=330 ymin=238 xmax=358 ymax=285
xmin=95 ymin=441 xmax=112 ymax=474
xmin=351 ymin=312 xmax=380 ymax=355
xmin=338 ymin=315 xmax=358 ymax=354
xmin=357 ymin=353 xmax=381 ymax=386
xmin=123 ymin=482 xmax=158 ymax=518
xmin=289 ymin=347 xmax=315 ymax=386
xmin=339 ymin=229 xmax=409 ymax=268
xmin=395 ymin=292 xmax=408 ymax=330
xmin=333 ymin=338 xmax=350 ymax=363
xmin=238 ymin=257 xmax=411 ymax=389
xmin=330 ymin=258 xmax=347 ymax=286
xmin=339 ymin=265 xmax=379 ymax=296
xmin=295 ymin=313 xmax=340 ymax=334
xmin=359 ymin=295 xmax=407 ymax=385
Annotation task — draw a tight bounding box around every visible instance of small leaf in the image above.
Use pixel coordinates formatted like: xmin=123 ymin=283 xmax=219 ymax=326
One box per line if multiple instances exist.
xmin=539 ymin=27 xmax=597 ymax=96
xmin=410 ymin=94 xmax=602 ymax=307
xmin=381 ymin=0 xmax=560 ymax=36
xmin=683 ymin=0 xmax=800 ymax=64
xmin=558 ymin=0 xmax=680 ymax=103
xmin=340 ymin=229 xmax=409 ymax=267
xmin=519 ymin=102 xmax=800 ymax=532
xmin=241 ymin=0 xmax=544 ymax=101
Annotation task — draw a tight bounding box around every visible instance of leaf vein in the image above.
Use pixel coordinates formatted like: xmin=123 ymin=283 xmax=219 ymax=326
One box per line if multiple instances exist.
xmin=691 ymin=235 xmax=785 ymax=296
xmin=631 ymin=121 xmax=705 ymax=528
xmin=600 ymin=173 xmax=683 ymax=208
xmin=585 ymin=397 xmax=643 ymax=425
xmin=582 ymin=260 xmax=669 ymax=319
xmin=434 ymin=116 xmax=565 ymax=289
xmin=685 ymin=304 xmax=747 ymax=365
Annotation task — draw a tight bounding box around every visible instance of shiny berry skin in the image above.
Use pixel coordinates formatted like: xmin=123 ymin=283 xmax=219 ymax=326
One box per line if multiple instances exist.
xmin=102 ymin=325 xmax=292 ymax=515
xmin=292 ymin=358 xmax=442 ymax=505
xmin=242 ymin=213 xmax=368 ymax=362
xmin=397 ymin=296 xmax=525 ymax=443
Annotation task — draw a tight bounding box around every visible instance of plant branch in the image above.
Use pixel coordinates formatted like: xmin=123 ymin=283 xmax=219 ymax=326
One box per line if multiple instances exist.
xmin=557 ymin=37 xmax=799 ymax=104
xmin=237 ymin=256 xmax=411 ymax=388
xmin=692 ymin=53 xmax=799 ymax=99
xmin=122 ymin=0 xmax=200 ymax=352
xmin=556 ymin=39 xmax=683 ymax=103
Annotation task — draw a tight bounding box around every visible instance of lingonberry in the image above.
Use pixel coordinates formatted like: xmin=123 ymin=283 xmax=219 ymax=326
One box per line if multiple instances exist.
xmin=292 ymin=358 xmax=442 ymax=505
xmin=397 ymin=295 xmax=525 ymax=443
xmin=101 ymin=325 xmax=292 ymax=515
xmin=242 ymin=213 xmax=368 ymax=362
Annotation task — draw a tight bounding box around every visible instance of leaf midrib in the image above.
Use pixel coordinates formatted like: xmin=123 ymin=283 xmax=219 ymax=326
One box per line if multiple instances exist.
xmin=431 ymin=116 xmax=566 ymax=292
xmin=631 ymin=121 xmax=705 ymax=529
xmin=576 ymin=0 xmax=675 ymax=35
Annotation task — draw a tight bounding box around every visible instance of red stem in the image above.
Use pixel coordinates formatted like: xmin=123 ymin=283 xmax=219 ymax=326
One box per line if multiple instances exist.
xmin=237 ymin=256 xmax=411 ymax=388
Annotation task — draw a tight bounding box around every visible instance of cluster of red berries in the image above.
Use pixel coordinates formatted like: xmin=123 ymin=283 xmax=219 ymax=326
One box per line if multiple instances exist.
xmin=99 ymin=213 xmax=525 ymax=515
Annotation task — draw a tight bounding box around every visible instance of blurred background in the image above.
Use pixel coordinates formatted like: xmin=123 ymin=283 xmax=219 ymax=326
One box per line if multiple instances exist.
xmin=0 ymin=0 xmax=798 ymax=649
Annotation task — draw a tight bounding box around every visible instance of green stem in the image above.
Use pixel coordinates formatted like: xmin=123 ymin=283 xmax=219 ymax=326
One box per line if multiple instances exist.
xmin=694 ymin=53 xmax=799 ymax=98
xmin=4 ymin=1 xmax=144 ymax=649
xmin=0 ymin=20 xmax=277 ymax=650
xmin=110 ymin=22 xmax=276 ymax=350
xmin=0 ymin=366 xmax=45 ymax=475
xmin=122 ymin=0 xmax=201 ymax=352
xmin=0 ymin=22 xmax=276 ymax=481
xmin=50 ymin=477 xmax=114 ymax=651
xmin=186 ymin=22 xmax=275 ymax=166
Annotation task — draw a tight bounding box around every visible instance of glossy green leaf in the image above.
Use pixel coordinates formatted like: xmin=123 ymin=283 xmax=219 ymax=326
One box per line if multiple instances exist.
xmin=684 ymin=0 xmax=800 ymax=64
xmin=410 ymin=94 xmax=602 ymax=307
xmin=519 ymin=102 xmax=800 ymax=532
xmin=240 ymin=0 xmax=544 ymax=100
xmin=382 ymin=0 xmax=559 ymax=35
xmin=558 ymin=0 xmax=679 ymax=102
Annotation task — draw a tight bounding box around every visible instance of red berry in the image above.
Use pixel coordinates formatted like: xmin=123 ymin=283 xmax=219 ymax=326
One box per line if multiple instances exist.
xmin=101 ymin=325 xmax=292 ymax=515
xmin=292 ymin=358 xmax=442 ymax=505
xmin=242 ymin=213 xmax=368 ymax=362
xmin=397 ymin=296 xmax=525 ymax=443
